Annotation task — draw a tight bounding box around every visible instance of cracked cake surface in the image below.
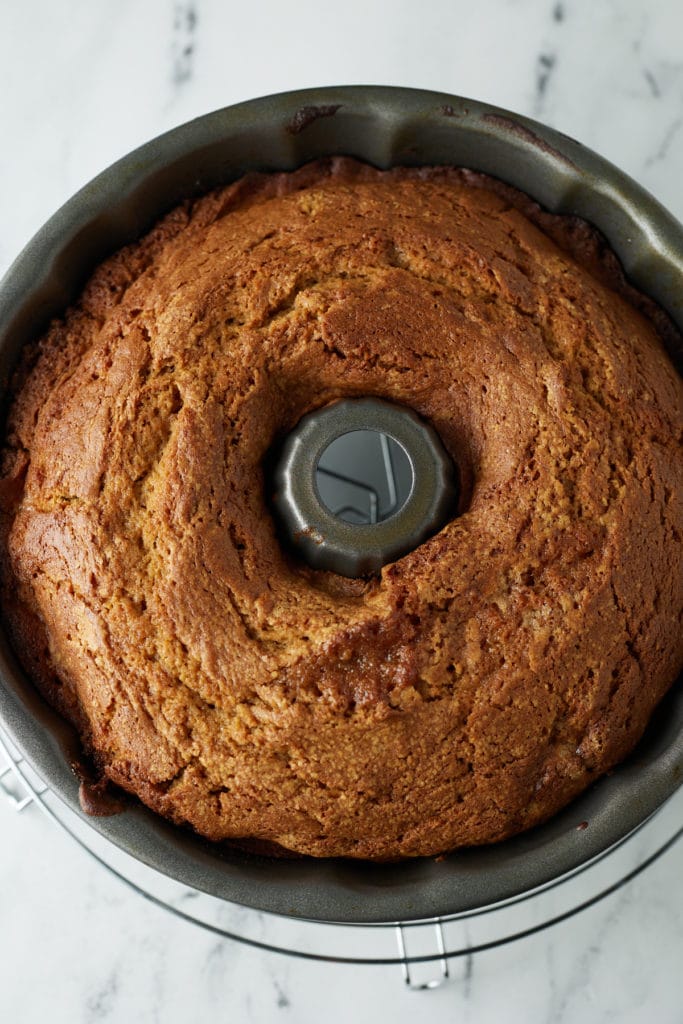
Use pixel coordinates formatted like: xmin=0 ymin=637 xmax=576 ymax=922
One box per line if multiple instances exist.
xmin=0 ymin=157 xmax=681 ymax=859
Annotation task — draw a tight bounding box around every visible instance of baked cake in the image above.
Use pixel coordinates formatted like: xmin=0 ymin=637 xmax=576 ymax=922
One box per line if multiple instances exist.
xmin=1 ymin=158 xmax=681 ymax=858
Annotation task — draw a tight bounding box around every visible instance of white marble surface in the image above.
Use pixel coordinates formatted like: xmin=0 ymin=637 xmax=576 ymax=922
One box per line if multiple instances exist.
xmin=1 ymin=1 xmax=682 ymax=1021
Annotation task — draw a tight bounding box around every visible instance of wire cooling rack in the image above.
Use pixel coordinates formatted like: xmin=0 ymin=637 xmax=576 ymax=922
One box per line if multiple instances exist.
xmin=2 ymin=723 xmax=682 ymax=990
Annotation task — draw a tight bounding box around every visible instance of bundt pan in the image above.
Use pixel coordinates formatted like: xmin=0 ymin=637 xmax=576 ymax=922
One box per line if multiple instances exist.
xmin=0 ymin=86 xmax=681 ymax=925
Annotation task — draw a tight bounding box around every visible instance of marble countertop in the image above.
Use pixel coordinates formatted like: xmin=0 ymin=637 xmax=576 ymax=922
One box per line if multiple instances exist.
xmin=1 ymin=1 xmax=682 ymax=1021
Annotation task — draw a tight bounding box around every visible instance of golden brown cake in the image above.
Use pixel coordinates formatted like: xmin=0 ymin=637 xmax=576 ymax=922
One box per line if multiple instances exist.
xmin=1 ymin=158 xmax=681 ymax=859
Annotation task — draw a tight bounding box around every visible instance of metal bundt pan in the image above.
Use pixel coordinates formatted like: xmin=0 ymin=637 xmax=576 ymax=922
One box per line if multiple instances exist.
xmin=0 ymin=86 xmax=681 ymax=924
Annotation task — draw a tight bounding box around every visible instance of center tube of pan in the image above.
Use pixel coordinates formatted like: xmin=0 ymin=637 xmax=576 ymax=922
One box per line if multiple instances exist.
xmin=272 ymin=397 xmax=458 ymax=577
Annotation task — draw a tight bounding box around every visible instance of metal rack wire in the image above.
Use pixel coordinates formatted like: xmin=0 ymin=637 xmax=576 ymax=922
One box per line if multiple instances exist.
xmin=2 ymin=723 xmax=682 ymax=990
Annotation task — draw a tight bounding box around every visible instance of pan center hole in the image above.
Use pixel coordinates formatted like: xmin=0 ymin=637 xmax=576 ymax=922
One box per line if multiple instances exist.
xmin=315 ymin=429 xmax=414 ymax=525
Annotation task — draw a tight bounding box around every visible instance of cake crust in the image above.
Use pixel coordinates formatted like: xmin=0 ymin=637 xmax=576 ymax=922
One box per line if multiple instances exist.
xmin=1 ymin=158 xmax=681 ymax=859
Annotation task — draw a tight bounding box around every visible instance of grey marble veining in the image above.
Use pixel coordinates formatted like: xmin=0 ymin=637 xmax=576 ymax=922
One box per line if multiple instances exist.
xmin=1 ymin=1 xmax=682 ymax=1021
xmin=171 ymin=2 xmax=198 ymax=89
